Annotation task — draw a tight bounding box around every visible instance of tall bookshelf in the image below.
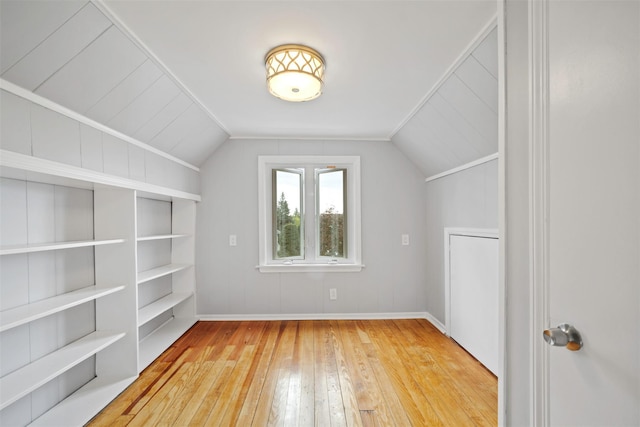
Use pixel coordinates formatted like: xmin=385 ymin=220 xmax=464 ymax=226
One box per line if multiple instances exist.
xmin=0 ymin=151 xmax=199 ymax=426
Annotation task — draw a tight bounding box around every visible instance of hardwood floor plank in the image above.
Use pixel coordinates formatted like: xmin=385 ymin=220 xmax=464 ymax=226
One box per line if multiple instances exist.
xmin=320 ymin=320 xmax=348 ymax=427
xmin=364 ymin=320 xmax=444 ymax=426
xmin=329 ymin=320 xmax=363 ymax=427
xmin=203 ymin=344 xmax=257 ymax=424
xmin=88 ymin=320 xmax=497 ymax=427
xmin=171 ymin=346 xmax=235 ymax=426
xmin=267 ymin=321 xmax=300 ymax=426
xmin=233 ymin=321 xmax=281 ymax=426
xmin=312 ymin=321 xmax=333 ymax=427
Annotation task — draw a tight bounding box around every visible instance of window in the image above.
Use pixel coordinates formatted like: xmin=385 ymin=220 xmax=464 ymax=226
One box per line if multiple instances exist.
xmin=258 ymin=156 xmax=362 ymax=272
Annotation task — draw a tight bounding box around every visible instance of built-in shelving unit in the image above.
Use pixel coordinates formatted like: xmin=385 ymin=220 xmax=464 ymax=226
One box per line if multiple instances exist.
xmin=0 ymin=152 xmax=198 ymax=426
xmin=135 ymin=196 xmax=196 ymax=372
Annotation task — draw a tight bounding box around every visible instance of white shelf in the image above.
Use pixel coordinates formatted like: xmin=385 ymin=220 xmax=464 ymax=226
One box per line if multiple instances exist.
xmin=0 ymin=238 xmax=125 ymax=256
xmin=139 ymin=317 xmax=196 ymax=371
xmin=28 ymin=375 xmax=137 ymax=427
xmin=0 ymin=330 xmax=125 ymax=410
xmin=137 ymin=234 xmax=187 ymax=242
xmin=137 ymin=263 xmax=191 ymax=284
xmin=0 ymin=149 xmax=201 ymax=202
xmin=138 ymin=292 xmax=193 ymax=326
xmin=0 ymin=285 xmax=125 ymax=333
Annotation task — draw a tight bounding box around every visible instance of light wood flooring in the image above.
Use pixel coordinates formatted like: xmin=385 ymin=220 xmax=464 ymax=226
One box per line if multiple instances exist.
xmin=88 ymin=319 xmax=497 ymax=426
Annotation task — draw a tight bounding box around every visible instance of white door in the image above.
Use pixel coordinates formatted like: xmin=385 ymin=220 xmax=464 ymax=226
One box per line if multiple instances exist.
xmin=449 ymin=234 xmax=499 ymax=375
xmin=541 ymin=1 xmax=639 ymax=425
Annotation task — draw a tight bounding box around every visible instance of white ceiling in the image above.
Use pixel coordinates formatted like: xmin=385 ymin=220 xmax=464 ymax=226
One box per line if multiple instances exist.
xmin=102 ymin=0 xmax=497 ymax=140
xmin=0 ymin=0 xmax=497 ymax=171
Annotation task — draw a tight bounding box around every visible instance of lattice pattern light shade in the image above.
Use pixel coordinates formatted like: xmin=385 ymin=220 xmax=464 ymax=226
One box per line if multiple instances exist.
xmin=265 ymin=44 xmax=325 ymax=102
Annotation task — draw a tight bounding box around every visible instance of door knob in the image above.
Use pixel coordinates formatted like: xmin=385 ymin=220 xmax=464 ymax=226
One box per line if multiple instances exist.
xmin=543 ymin=323 xmax=583 ymax=351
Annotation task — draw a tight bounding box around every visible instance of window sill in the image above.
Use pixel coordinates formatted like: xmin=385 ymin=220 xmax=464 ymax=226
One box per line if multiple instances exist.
xmin=257 ymin=263 xmax=364 ymax=273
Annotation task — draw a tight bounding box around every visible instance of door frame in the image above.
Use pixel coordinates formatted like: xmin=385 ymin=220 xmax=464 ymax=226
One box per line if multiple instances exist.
xmin=528 ymin=0 xmax=551 ymax=425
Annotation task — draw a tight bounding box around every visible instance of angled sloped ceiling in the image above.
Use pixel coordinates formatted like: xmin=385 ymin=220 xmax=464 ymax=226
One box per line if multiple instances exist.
xmin=0 ymin=0 xmax=229 ymax=167
xmin=392 ymin=27 xmax=498 ymax=178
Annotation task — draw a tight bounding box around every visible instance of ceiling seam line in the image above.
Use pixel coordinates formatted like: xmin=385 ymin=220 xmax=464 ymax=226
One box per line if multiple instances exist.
xmin=387 ymin=14 xmax=498 ymax=141
xmin=0 ymin=1 xmax=89 ymax=76
xmin=32 ymin=24 xmax=114 ymax=93
xmin=84 ymin=59 xmax=158 ymax=117
xmin=91 ymin=0 xmax=231 ymax=137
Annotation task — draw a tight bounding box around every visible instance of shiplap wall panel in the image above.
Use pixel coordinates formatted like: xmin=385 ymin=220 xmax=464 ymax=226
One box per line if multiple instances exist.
xmin=439 ymin=75 xmax=497 ymax=143
xmin=128 ymin=145 xmax=147 ymax=183
xmin=55 ymin=249 xmax=95 ymax=294
xmin=393 ymin=120 xmax=447 ymax=176
xmin=0 ymin=0 xmax=85 ymax=74
xmin=2 ymin=4 xmax=111 ymax=92
xmin=170 ymin=124 xmax=228 ymax=166
xmin=472 ymin=28 xmax=498 ymax=79
xmin=0 ymin=178 xmax=28 ymax=246
xmin=107 ymin=75 xmax=180 ymax=137
xmin=144 ymin=152 xmax=174 ymax=189
xmin=391 ymin=28 xmax=497 ymax=177
xmin=0 ymin=255 xmax=29 ymax=311
xmin=137 ymin=240 xmax=171 ymax=272
xmin=29 ymin=252 xmax=56 ymax=301
xmin=102 ymin=133 xmax=131 ymax=179
xmin=0 ymin=324 xmax=30 ymax=377
xmin=31 ymin=104 xmax=82 ymax=167
xmin=36 ymin=26 xmax=146 ymax=114
xmin=132 ymin=93 xmax=192 ymax=142
xmin=136 ymin=198 xmax=171 ymax=237
xmin=428 ymin=93 xmax=492 ymax=155
xmin=0 ymin=91 xmax=32 ymax=155
xmin=149 ymin=103 xmax=211 ymax=152
xmin=54 ymin=186 xmax=93 ymax=241
xmin=79 ymin=124 xmax=104 ymax=172
xmin=455 ymin=54 xmax=498 ymax=113
xmin=85 ymin=60 xmax=163 ymax=123
xmin=1 ymin=90 xmax=200 ymax=195
xmin=419 ymin=103 xmax=481 ymax=163
xmin=31 ymin=316 xmax=57 ymax=361
xmin=413 ymin=112 xmax=462 ymax=170
xmin=27 ymin=182 xmax=55 ymax=244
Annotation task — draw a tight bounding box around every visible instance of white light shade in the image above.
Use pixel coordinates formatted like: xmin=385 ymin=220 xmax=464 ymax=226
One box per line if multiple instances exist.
xmin=265 ymin=44 xmax=325 ymax=102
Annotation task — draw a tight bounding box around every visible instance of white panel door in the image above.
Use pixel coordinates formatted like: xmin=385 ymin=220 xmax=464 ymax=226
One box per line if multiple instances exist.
xmin=542 ymin=0 xmax=640 ymax=425
xmin=450 ymin=234 xmax=499 ymax=375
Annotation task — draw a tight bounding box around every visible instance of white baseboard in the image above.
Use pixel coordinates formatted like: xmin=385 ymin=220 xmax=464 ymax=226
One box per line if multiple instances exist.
xmin=424 ymin=312 xmax=447 ymax=334
xmin=197 ymin=312 xmax=429 ymax=321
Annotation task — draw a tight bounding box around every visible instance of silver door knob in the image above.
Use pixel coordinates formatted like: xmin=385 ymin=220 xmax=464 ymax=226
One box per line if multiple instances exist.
xmin=543 ymin=323 xmax=583 ymax=351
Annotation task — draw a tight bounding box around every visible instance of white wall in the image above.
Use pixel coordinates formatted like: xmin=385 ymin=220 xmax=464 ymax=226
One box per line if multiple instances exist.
xmin=424 ymin=159 xmax=498 ymax=324
xmin=196 ymin=139 xmax=428 ymax=317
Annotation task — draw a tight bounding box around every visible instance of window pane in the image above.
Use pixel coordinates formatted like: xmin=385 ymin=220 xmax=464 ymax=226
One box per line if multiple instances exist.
xmin=317 ymin=168 xmax=347 ymax=258
xmin=273 ymin=169 xmax=303 ymax=259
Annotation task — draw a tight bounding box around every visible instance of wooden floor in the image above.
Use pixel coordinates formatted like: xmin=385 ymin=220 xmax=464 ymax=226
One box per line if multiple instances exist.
xmin=89 ymin=319 xmax=497 ymax=426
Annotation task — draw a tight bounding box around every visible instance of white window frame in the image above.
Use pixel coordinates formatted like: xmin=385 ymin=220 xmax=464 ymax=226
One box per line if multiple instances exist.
xmin=258 ymin=155 xmax=363 ymax=273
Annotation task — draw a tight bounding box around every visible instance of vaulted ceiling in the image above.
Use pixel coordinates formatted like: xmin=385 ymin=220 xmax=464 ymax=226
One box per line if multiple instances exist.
xmin=1 ymin=0 xmax=497 ymax=175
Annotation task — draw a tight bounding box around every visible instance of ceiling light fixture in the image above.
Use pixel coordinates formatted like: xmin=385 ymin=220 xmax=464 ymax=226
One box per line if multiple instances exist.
xmin=265 ymin=44 xmax=325 ymax=102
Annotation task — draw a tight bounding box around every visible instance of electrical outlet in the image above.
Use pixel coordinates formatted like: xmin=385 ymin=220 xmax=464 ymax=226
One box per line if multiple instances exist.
xmin=329 ymin=288 xmax=337 ymax=300
xmin=229 ymin=234 xmax=237 ymax=246
xmin=402 ymin=234 xmax=410 ymax=245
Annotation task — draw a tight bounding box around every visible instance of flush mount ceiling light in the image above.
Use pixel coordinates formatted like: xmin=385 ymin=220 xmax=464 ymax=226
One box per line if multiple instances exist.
xmin=265 ymin=44 xmax=325 ymax=102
